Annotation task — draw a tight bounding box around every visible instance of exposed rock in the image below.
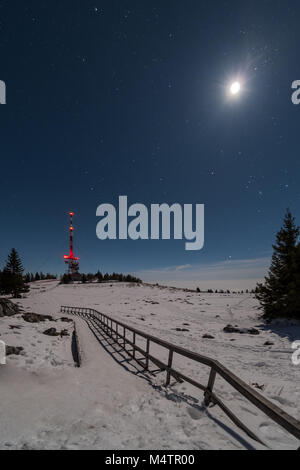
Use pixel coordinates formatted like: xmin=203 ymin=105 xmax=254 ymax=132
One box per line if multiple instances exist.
xmin=247 ymin=328 xmax=260 ymax=336
xmin=22 ymin=313 xmax=54 ymax=323
xmin=172 ymin=328 xmax=190 ymax=332
xmin=9 ymin=325 xmax=22 ymax=330
xmin=0 ymin=299 xmax=20 ymax=317
xmin=202 ymin=334 xmax=215 ymax=339
xmin=60 ymin=317 xmax=73 ymax=323
xmin=6 ymin=346 xmax=24 ymax=356
xmin=223 ymin=324 xmax=260 ymax=335
xmin=43 ymin=328 xmax=69 ymax=337
xmin=264 ymin=341 xmax=274 ymax=346
xmin=223 ymin=325 xmax=239 ymax=333
xmin=43 ymin=328 xmax=59 ymax=337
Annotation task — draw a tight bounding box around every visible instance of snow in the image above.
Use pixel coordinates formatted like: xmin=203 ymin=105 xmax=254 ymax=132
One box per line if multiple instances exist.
xmin=0 ymin=280 xmax=299 ymax=450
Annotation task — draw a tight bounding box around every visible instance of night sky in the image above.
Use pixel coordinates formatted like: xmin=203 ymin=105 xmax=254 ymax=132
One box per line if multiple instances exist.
xmin=0 ymin=1 xmax=300 ymax=281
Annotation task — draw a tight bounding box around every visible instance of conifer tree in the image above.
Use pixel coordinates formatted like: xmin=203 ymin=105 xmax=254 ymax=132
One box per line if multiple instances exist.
xmin=256 ymin=210 xmax=300 ymax=320
xmin=6 ymin=248 xmax=24 ymax=275
xmin=1 ymin=249 xmax=28 ymax=298
xmin=286 ymin=243 xmax=300 ymax=319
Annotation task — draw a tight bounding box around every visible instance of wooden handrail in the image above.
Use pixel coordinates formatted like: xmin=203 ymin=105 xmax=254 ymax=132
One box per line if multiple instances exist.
xmin=61 ymin=305 xmax=300 ymax=446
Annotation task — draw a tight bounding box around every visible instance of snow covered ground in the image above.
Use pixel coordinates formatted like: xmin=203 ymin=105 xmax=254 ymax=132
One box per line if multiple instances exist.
xmin=0 ymin=280 xmax=299 ymax=450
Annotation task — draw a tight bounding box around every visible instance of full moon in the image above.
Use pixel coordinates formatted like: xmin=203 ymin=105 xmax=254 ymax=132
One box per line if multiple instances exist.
xmin=230 ymin=81 xmax=241 ymax=95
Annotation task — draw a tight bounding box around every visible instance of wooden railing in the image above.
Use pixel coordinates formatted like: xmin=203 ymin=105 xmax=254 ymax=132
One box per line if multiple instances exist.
xmin=61 ymin=305 xmax=300 ymax=447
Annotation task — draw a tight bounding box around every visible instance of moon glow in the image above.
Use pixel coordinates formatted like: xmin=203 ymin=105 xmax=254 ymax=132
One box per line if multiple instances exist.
xmin=230 ymin=81 xmax=241 ymax=95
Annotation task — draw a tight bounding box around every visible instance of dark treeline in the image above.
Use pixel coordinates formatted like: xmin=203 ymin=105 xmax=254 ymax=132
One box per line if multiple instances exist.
xmin=196 ymin=288 xmax=258 ymax=294
xmin=24 ymin=272 xmax=57 ymax=283
xmin=61 ymin=271 xmax=142 ymax=285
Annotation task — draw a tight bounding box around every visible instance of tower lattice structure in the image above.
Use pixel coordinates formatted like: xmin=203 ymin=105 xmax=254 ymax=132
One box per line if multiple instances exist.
xmin=63 ymin=212 xmax=80 ymax=276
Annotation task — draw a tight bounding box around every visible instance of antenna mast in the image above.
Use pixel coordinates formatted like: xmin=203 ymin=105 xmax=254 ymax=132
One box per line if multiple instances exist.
xmin=63 ymin=212 xmax=80 ymax=276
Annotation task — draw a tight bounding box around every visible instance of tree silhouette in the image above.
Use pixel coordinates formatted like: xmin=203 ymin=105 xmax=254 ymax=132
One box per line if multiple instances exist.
xmin=1 ymin=249 xmax=28 ymax=298
xmin=256 ymin=210 xmax=300 ymax=320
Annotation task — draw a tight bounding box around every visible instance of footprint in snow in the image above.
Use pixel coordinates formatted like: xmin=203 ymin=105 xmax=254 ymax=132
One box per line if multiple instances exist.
xmin=165 ymin=392 xmax=182 ymax=403
xmin=187 ymin=407 xmax=204 ymax=420
xmin=254 ymin=362 xmax=266 ymax=367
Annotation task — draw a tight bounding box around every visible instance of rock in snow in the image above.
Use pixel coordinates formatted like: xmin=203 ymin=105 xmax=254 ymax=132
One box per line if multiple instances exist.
xmin=223 ymin=324 xmax=260 ymax=335
xmin=22 ymin=312 xmax=54 ymax=323
xmin=0 ymin=299 xmax=20 ymax=317
xmin=5 ymin=346 xmax=24 ymax=356
xmin=43 ymin=328 xmax=59 ymax=337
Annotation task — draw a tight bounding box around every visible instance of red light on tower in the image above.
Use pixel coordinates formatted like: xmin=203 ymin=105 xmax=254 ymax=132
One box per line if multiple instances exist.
xmin=63 ymin=211 xmax=80 ymax=277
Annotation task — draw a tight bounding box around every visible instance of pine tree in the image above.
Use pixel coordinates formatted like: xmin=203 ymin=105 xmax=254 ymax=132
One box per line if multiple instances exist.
xmin=256 ymin=210 xmax=300 ymax=320
xmin=6 ymin=248 xmax=24 ymax=275
xmin=286 ymin=243 xmax=300 ymax=320
xmin=1 ymin=249 xmax=29 ymax=298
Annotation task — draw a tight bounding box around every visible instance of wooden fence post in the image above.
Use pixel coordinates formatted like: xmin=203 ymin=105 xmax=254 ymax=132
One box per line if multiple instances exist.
xmin=204 ymin=368 xmax=216 ymax=406
xmin=166 ymin=350 xmax=174 ymax=386
xmin=145 ymin=339 xmax=150 ymax=371
xmin=133 ymin=332 xmax=136 ymax=359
